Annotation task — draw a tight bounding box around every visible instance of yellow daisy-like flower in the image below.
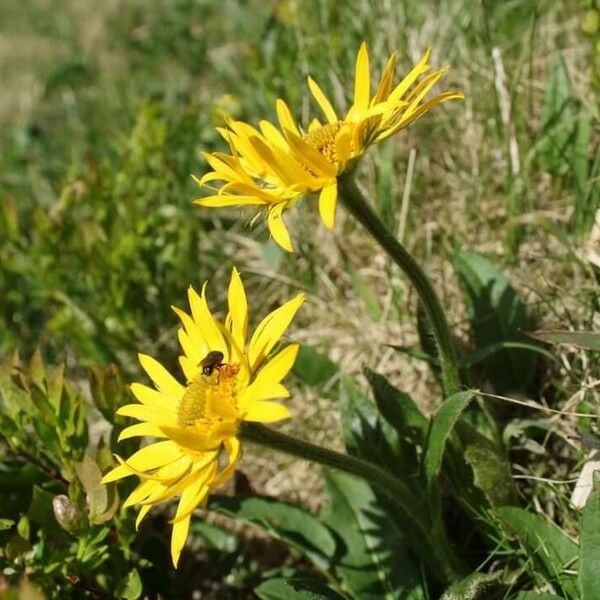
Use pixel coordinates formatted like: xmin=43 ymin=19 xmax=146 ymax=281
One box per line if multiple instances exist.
xmin=101 ymin=268 xmax=304 ymax=567
xmin=194 ymin=42 xmax=464 ymax=251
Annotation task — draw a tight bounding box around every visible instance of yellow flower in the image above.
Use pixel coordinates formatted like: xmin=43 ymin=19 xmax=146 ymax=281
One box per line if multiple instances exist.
xmin=194 ymin=42 xmax=464 ymax=251
xmin=101 ymin=268 xmax=304 ymax=567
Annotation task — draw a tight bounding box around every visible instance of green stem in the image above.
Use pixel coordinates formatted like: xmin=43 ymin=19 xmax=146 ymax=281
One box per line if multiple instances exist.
xmin=338 ymin=175 xmax=461 ymax=396
xmin=239 ymin=421 xmax=460 ymax=583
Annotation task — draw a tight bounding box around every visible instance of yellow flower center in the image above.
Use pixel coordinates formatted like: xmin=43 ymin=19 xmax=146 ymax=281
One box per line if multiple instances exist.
xmin=177 ymin=363 xmax=240 ymax=434
xmin=303 ymin=121 xmax=355 ymax=167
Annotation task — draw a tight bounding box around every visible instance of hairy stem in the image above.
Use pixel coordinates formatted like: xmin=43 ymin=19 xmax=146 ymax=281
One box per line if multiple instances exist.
xmin=338 ymin=174 xmax=461 ymax=396
xmin=239 ymin=421 xmax=461 ymax=582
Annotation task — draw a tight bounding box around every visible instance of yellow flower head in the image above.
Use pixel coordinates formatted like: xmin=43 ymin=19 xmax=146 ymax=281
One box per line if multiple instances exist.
xmin=195 ymin=42 xmax=464 ymax=251
xmin=101 ymin=268 xmax=304 ymax=567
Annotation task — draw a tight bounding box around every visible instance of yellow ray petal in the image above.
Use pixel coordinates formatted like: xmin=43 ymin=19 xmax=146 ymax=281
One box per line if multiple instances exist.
xmin=243 ymin=401 xmax=291 ymax=423
xmin=220 ymin=180 xmax=285 ymax=201
xmin=170 ymin=468 xmax=215 ymax=524
xmin=237 ymin=381 xmax=290 ymax=408
xmin=194 ymin=195 xmax=267 ymax=207
xmin=202 ymin=151 xmax=249 ymax=183
xmin=353 ymin=42 xmax=370 ymax=114
xmin=283 ymin=129 xmax=338 ymax=178
xmin=108 ymin=452 xmax=191 ymax=486
xmin=238 ymin=132 xmax=289 ymax=185
xmin=248 ymin=293 xmax=304 ymax=371
xmin=318 ymin=182 xmax=338 ymax=229
xmin=177 ymin=328 xmax=201 ymax=367
xmin=225 ymin=121 xmax=273 ymax=176
xmin=372 ymin=52 xmax=398 ymax=104
xmin=307 ymin=76 xmax=338 ymax=124
xmin=116 ymin=404 xmax=178 ymax=427
xmin=141 ymin=458 xmax=214 ymax=506
xmin=211 ymin=437 xmax=242 ymax=487
xmin=118 ymin=422 xmax=168 ymax=442
xmin=267 ymin=203 xmax=293 ymax=252
xmin=161 ymin=420 xmax=237 ymax=452
xmin=253 ymin=343 xmax=299 ymax=386
xmin=179 ymin=355 xmax=199 ymax=382
xmin=403 ymin=67 xmax=448 ymax=107
xmin=259 ymin=119 xmax=289 ymax=152
xmin=246 ymin=134 xmax=310 ymax=188
xmin=101 ymin=441 xmax=183 ymax=483
xmin=172 ymin=306 xmax=207 ymax=361
xmin=275 ymin=99 xmax=301 ymax=137
xmin=227 ymin=267 xmax=248 ymax=352
xmin=188 ymin=284 xmax=227 ymax=357
xmin=136 ymin=504 xmax=152 ymax=530
xmin=387 ymin=47 xmax=431 ymax=103
xmin=375 ymin=91 xmax=464 ymax=142
xmin=171 ymin=514 xmax=191 ymax=568
xmin=130 ymin=383 xmax=176 ymax=412
xmin=123 ymin=479 xmax=160 ymax=508
xmin=138 ymin=354 xmax=185 ymax=400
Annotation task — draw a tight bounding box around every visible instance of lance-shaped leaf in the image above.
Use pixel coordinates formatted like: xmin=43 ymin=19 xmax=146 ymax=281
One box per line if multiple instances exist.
xmin=208 ymin=495 xmax=335 ymax=569
xmin=321 ymin=471 xmax=426 ymax=600
xmin=423 ymin=391 xmax=475 ymax=492
xmin=453 ymin=250 xmax=537 ymax=393
xmin=494 ymin=507 xmax=578 ymax=598
xmin=255 ymin=576 xmax=348 ymax=600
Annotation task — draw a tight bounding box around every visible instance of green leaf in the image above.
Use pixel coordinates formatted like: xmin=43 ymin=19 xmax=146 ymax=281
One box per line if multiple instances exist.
xmin=539 ymin=57 xmax=575 ymax=175
xmin=463 ymin=443 xmax=518 ymax=507
xmin=340 ymin=376 xmax=417 ymax=478
xmin=255 ymin=577 xmax=347 ymax=600
xmin=365 ymin=369 xmax=429 ymax=446
xmin=293 ymin=345 xmax=339 ymax=393
xmin=573 ymin=110 xmax=590 ymax=191
xmin=321 ymin=471 xmax=425 ymax=600
xmin=453 ymin=250 xmax=537 ymax=393
xmin=190 ymin=521 xmax=239 ymax=553
xmin=116 ymin=568 xmax=143 ymax=600
xmin=46 ymin=364 xmax=65 ymax=410
xmin=27 ymin=486 xmax=62 ymax=535
xmin=580 ymin=483 xmax=600 ymax=599
xmin=28 ymin=350 xmax=46 ymax=388
xmin=389 ymin=345 xmax=439 ymax=367
xmin=338 ymin=376 xmax=444 ymax=583
xmin=494 ymin=507 xmax=578 ymax=598
xmin=459 ymin=341 xmax=555 ymax=368
xmin=75 ymin=455 xmax=108 ymax=520
xmin=440 ymin=572 xmax=502 ymax=600
xmin=423 ymin=391 xmax=475 ymax=489
xmin=529 ymin=330 xmax=600 ymax=352
xmin=5 ymin=533 xmax=32 ymax=560
xmin=208 ymin=495 xmax=335 ymax=569
xmin=88 ymin=363 xmax=129 ymax=422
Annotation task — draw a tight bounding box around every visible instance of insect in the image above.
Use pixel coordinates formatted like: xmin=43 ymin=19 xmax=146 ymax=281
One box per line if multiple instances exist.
xmin=199 ymin=350 xmax=224 ymax=376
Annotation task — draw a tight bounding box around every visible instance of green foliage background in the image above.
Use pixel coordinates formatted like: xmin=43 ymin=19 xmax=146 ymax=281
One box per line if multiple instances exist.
xmin=0 ymin=0 xmax=598 ymax=598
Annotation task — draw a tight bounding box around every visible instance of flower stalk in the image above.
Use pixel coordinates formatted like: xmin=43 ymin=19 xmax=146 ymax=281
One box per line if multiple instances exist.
xmin=338 ymin=174 xmax=461 ymax=396
xmin=239 ymin=421 xmax=461 ymax=583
